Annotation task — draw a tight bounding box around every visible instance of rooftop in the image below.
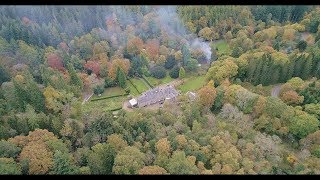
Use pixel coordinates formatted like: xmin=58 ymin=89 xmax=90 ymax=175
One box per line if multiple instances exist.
xmin=137 ymin=85 xmax=179 ymax=106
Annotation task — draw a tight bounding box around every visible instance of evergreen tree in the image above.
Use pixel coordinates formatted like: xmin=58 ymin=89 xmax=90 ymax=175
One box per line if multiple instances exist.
xmin=67 ymin=63 xmax=83 ymax=90
xmin=179 ymin=67 xmax=186 ymax=79
xmin=181 ymin=44 xmax=190 ymax=66
xmin=52 ymin=151 xmax=79 ymax=175
xmin=116 ymin=67 xmax=127 ymax=89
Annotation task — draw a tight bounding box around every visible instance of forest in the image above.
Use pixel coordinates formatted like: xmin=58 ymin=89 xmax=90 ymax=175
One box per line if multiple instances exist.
xmin=1 ymin=5 xmax=320 ymax=174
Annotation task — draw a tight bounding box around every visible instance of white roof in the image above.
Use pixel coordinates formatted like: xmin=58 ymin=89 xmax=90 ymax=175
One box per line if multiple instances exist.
xmin=186 ymin=91 xmax=196 ymax=97
xmin=129 ymin=98 xmax=137 ymax=106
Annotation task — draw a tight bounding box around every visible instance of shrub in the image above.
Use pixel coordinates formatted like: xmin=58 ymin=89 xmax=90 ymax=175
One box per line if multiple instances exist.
xmin=93 ymin=85 xmax=105 ymax=95
xmin=169 ymin=66 xmax=180 ymax=79
xmin=150 ymin=65 xmax=166 ymax=79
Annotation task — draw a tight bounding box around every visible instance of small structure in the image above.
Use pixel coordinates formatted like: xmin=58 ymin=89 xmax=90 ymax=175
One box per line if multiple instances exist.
xmin=136 ymin=85 xmax=179 ymax=108
xmin=128 ymin=98 xmax=138 ymax=108
xmin=186 ymin=91 xmax=197 ymax=101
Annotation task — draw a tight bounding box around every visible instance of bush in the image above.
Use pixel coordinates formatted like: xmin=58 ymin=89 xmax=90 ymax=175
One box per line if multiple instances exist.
xmin=142 ymin=67 xmax=151 ymax=77
xmin=169 ymin=66 xmax=180 ymax=79
xmin=150 ymin=65 xmax=166 ymax=79
xmin=91 ymin=93 xmax=129 ymax=102
xmin=105 ymin=78 xmax=117 ymax=88
xmin=164 ymin=55 xmax=176 ymax=69
xmin=94 ymin=85 xmax=105 ymax=95
xmin=297 ymin=40 xmax=307 ymax=52
xmin=185 ymin=58 xmax=198 ymax=72
xmin=109 ymin=107 xmax=123 ymax=111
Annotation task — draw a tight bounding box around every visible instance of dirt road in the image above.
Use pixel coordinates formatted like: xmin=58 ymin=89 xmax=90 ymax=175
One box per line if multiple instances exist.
xmin=271 ymin=85 xmax=281 ymax=97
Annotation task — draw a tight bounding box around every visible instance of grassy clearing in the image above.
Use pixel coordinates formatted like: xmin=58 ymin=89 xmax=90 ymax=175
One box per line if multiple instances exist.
xmin=92 ymin=87 xmax=125 ymax=99
xmin=239 ymin=82 xmax=277 ymax=97
xmin=212 ymin=40 xmax=231 ymax=56
xmin=144 ymin=75 xmax=174 ymax=87
xmin=130 ymin=78 xmax=149 ymax=92
xmin=127 ymin=80 xmax=140 ymax=96
xmin=83 ymin=95 xmax=127 ymax=113
xmin=177 ymin=75 xmax=206 ymax=93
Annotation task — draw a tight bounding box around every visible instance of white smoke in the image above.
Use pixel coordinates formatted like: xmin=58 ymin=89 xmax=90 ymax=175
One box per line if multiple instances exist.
xmin=190 ymin=38 xmax=212 ymax=63
xmin=155 ymin=6 xmax=212 ymax=62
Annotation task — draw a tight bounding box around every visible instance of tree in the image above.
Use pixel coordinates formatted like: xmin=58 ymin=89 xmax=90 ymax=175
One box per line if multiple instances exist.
xmin=67 ymin=63 xmax=83 ymax=89
xmin=206 ymin=58 xmax=238 ymax=84
xmin=289 ymin=114 xmax=319 ymax=139
xmin=297 ymin=40 xmax=307 ymax=52
xmin=167 ymin=151 xmax=198 ymax=174
xmin=87 ymin=143 xmax=116 ymax=174
xmin=126 ymin=37 xmax=144 ymax=56
xmin=169 ymin=66 xmax=180 ymax=79
xmin=0 ymin=158 xmax=21 ymax=175
xmin=150 ymin=65 xmax=166 ymax=79
xmin=107 ymin=134 xmax=128 ymax=152
xmin=93 ymin=85 xmax=104 ymax=95
xmin=264 ymin=96 xmax=287 ymax=118
xmin=145 ymin=39 xmax=160 ymax=62
xmin=0 ymin=66 xmax=10 ymax=85
xmin=198 ymin=27 xmax=213 ymax=41
xmin=0 ymin=140 xmax=21 ymax=158
xmin=179 ymin=67 xmax=186 ymax=79
xmin=51 ymin=151 xmax=79 ymax=175
xmin=47 ymin=53 xmax=65 ymax=71
xmin=174 ymin=51 xmax=183 ymax=62
xmin=185 ymin=58 xmax=198 ymax=72
xmin=287 ymin=77 xmax=305 ymax=91
xmin=108 ymin=58 xmax=131 ymax=80
xmin=156 ymin=138 xmax=171 ymax=157
xmin=235 ymin=88 xmax=258 ymax=114
xmin=138 ymin=166 xmax=168 ymax=174
xmin=304 ymin=103 xmax=320 ymax=119
xmin=84 ymin=61 xmax=100 ymax=76
xmin=19 ymin=141 xmax=54 ymax=174
xmin=164 ymin=55 xmax=176 ymax=69
xmin=13 ymin=73 xmax=46 ymax=113
xmin=280 ymin=90 xmax=304 ymax=105
xmin=198 ymin=80 xmax=217 ymax=109
xmin=182 ymin=44 xmax=191 ymax=66
xmin=116 ymin=67 xmax=127 ymax=89
xmin=112 ymin=146 xmax=145 ymax=174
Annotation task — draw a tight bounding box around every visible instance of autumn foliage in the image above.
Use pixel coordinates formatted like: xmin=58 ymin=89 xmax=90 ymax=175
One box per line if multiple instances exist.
xmin=47 ymin=54 xmax=65 ymax=71
xmin=84 ymin=60 xmax=100 ymax=76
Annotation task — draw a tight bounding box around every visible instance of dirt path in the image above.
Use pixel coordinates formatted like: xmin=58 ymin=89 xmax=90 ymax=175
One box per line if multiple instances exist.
xmin=122 ymin=101 xmax=133 ymax=112
xmin=271 ymin=85 xmax=281 ymax=97
xmin=300 ymin=32 xmax=310 ymax=41
xmin=82 ymin=92 xmax=94 ymax=105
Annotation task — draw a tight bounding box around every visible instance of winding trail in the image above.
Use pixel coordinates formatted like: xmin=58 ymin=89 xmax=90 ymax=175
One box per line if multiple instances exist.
xmin=271 ymin=85 xmax=281 ymax=97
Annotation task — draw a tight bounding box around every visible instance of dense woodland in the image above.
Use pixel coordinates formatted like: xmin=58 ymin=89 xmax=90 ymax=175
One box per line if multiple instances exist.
xmin=1 ymin=5 xmax=320 ymax=174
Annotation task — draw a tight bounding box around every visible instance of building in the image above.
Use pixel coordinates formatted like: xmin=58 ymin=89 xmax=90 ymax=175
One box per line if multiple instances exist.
xmin=186 ymin=91 xmax=197 ymax=101
xmin=128 ymin=98 xmax=138 ymax=108
xmin=135 ymin=85 xmax=179 ymax=108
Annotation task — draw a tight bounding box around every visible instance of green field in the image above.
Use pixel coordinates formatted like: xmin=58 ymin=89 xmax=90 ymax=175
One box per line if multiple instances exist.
xmin=212 ymin=40 xmax=231 ymax=56
xmin=92 ymin=87 xmax=125 ymax=99
xmin=83 ymin=95 xmax=127 ymax=113
xmin=144 ymin=75 xmax=174 ymax=87
xmin=177 ymin=75 xmax=206 ymax=93
xmin=239 ymin=82 xmax=276 ymax=97
xmin=127 ymin=80 xmax=140 ymax=96
xmin=130 ymin=78 xmax=150 ymax=92
xmin=126 ymin=78 xmax=150 ymax=96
